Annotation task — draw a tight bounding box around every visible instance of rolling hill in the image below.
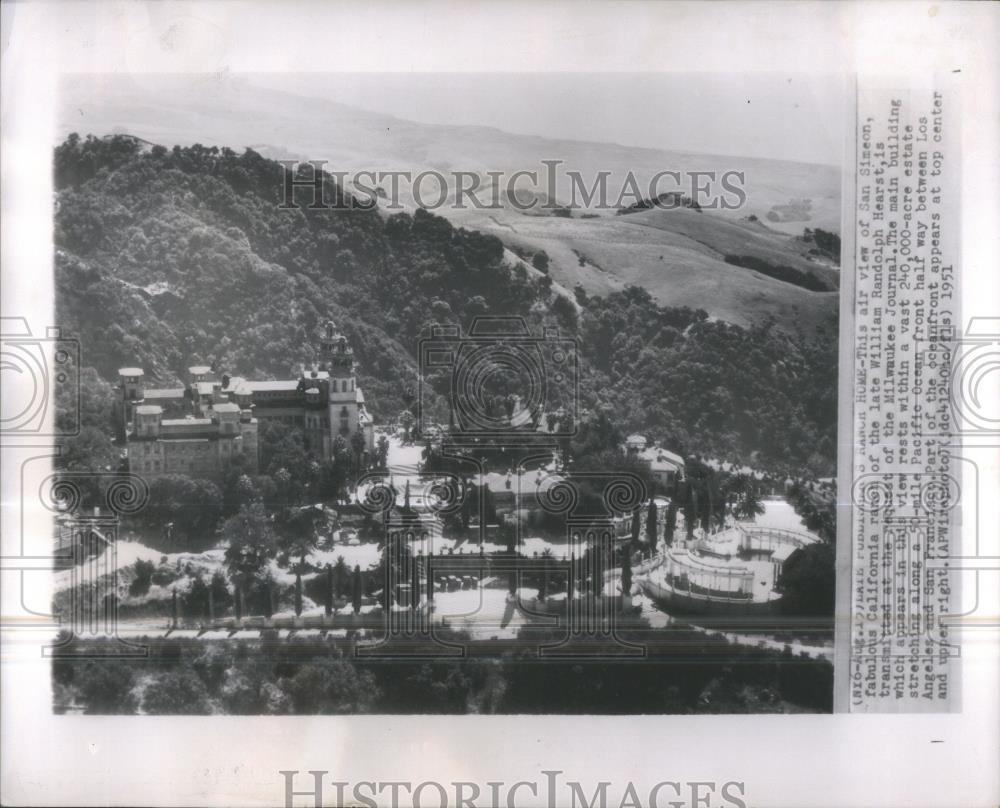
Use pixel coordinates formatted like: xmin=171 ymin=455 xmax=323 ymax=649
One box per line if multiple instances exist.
xmin=52 ymin=136 xmax=839 ymax=475
xmin=58 ymin=74 xmax=840 ymax=333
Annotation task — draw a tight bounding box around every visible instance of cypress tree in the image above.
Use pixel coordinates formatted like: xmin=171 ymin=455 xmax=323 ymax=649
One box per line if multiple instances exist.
xmin=411 ymin=556 xmax=421 ymax=610
xmin=352 ymin=565 xmax=363 ymax=614
xmin=264 ymin=575 xmax=274 ymax=619
xmin=621 ymin=544 xmax=633 ymax=598
xmin=325 ymin=563 xmax=333 ymax=616
xmin=460 ymin=480 xmax=472 ymax=529
xmin=483 ymin=485 xmax=497 ymax=524
xmin=294 ymin=571 xmax=303 ymax=617
xmin=592 ymin=537 xmax=605 ymax=597
xmin=688 ymin=489 xmax=699 ymax=540
xmin=702 ymin=477 xmax=714 ymax=534
xmin=210 ymin=571 xmax=229 ymax=617
xmin=333 ymin=556 xmax=348 ymax=598
xmin=666 ymin=501 xmax=678 ymax=546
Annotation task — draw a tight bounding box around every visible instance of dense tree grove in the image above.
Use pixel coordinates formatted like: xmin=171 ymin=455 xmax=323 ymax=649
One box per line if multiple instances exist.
xmin=787 ymin=479 xmax=837 ymax=543
xmin=723 ymin=254 xmax=834 ymax=292
xmin=777 ymin=542 xmax=836 ymax=622
xmin=54 ymin=135 xmax=838 ymax=480
xmin=52 ymin=632 xmax=833 ymax=715
xmin=54 ymin=134 xmax=543 ymax=423
xmin=577 ymin=288 xmax=837 ymax=475
xmin=138 ymin=475 xmax=223 ymax=547
xmin=801 ymin=227 xmax=842 ymax=262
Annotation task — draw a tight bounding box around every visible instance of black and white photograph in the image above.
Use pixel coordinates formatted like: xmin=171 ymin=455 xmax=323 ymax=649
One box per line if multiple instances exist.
xmin=48 ymin=71 xmax=842 ymax=716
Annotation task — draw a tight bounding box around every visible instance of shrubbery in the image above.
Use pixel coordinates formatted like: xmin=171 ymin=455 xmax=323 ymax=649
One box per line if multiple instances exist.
xmin=56 ymin=634 xmax=832 ymax=715
xmin=129 ymin=559 xmax=155 ymax=597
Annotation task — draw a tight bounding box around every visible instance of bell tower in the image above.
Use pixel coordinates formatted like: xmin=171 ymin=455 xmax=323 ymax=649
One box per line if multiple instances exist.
xmin=321 ymin=321 xmax=359 ymax=448
xmin=117 ymin=367 xmax=145 ymax=442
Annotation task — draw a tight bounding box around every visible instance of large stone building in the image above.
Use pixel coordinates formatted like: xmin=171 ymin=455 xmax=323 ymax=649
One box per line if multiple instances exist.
xmin=119 ymin=322 xmax=374 ymax=480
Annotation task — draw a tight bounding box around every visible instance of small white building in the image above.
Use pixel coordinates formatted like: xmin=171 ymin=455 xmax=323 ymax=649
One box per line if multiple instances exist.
xmin=625 ymin=434 xmax=648 ymax=453
xmin=624 ymin=435 xmax=686 ymax=489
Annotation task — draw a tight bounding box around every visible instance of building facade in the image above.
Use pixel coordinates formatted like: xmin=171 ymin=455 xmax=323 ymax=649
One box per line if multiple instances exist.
xmin=624 ymin=434 xmax=685 ymax=491
xmin=119 ymin=322 xmax=374 ymax=480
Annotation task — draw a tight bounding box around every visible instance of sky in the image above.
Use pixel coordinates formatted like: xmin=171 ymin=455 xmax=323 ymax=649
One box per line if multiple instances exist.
xmin=250 ymin=73 xmax=846 ymax=166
